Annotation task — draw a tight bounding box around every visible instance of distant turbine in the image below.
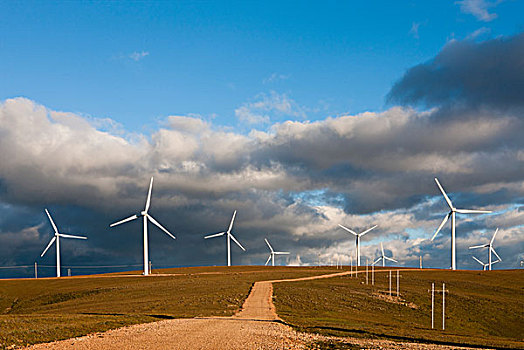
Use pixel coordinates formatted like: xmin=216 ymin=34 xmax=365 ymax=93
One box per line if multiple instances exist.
xmin=469 ymin=228 xmax=502 ymax=271
xmin=372 ymin=242 xmax=398 ymax=267
xmin=40 ymin=209 xmax=87 ymax=277
xmin=204 ymin=210 xmax=245 ymax=266
xmin=264 ymin=238 xmax=290 ymax=266
xmin=110 ymin=177 xmax=175 ymax=276
xmin=472 ymin=256 xmax=500 ymax=271
xmin=431 ymin=178 xmax=492 ymax=270
xmin=338 ymin=224 xmax=377 ymax=266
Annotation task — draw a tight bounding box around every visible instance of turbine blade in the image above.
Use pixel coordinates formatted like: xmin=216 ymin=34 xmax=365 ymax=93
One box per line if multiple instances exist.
xmin=491 ymin=247 xmax=502 ymax=261
xmin=204 ymin=232 xmax=225 ymax=239
xmin=265 ymin=238 xmax=274 ymax=252
xmin=381 ymin=242 xmax=385 ymax=256
xmin=41 ymin=236 xmax=56 ymax=257
xmin=274 ymin=252 xmax=290 ymax=255
xmin=265 ymin=255 xmax=272 ymax=266
xmin=360 ymin=225 xmax=378 ymax=236
xmin=372 ymin=257 xmax=381 ymax=266
xmin=455 ymin=209 xmax=492 ymax=214
xmin=431 ymin=213 xmax=450 ymax=241
xmin=110 ymin=214 xmax=139 ymax=227
xmin=471 ymin=256 xmax=484 ymax=265
xmin=492 ymin=259 xmax=501 ymax=265
xmin=227 ymin=210 xmax=237 ymax=233
xmin=434 ymin=178 xmax=454 ymax=209
xmin=338 ymin=224 xmax=358 ymax=236
xmin=229 ymin=233 xmax=246 ymax=251
xmin=45 ymin=209 xmax=59 ymax=234
xmin=490 ymin=228 xmax=499 ymax=244
xmin=147 ymin=214 xmax=176 ymax=240
xmin=385 ymin=257 xmax=398 ymax=263
xmin=145 ymin=177 xmax=154 ymax=212
xmin=468 ymin=244 xmax=488 ymax=249
xmin=59 ymin=234 xmax=87 ymax=240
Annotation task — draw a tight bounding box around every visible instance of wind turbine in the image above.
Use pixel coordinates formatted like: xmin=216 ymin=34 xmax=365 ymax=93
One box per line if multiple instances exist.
xmin=109 ymin=177 xmax=175 ymax=276
xmin=471 ymin=256 xmax=500 ymax=271
xmin=469 ymin=228 xmax=501 ymax=271
xmin=264 ymin=238 xmax=290 ymax=266
xmin=204 ymin=210 xmax=245 ymax=266
xmin=338 ymin=224 xmax=377 ymax=266
xmin=431 ymin=178 xmax=492 ymax=270
xmin=372 ymin=242 xmax=398 ymax=267
xmin=40 ymin=209 xmax=87 ymax=277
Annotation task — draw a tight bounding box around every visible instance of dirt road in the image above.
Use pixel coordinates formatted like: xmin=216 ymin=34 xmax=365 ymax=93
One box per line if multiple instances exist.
xmin=25 ymin=270 xmax=484 ymax=350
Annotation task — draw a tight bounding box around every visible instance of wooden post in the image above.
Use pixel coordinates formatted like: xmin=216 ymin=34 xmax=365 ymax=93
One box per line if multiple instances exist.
xmin=34 ymin=262 xmax=37 ymax=279
xmin=149 ymin=261 xmax=152 ymax=274
xmin=366 ymin=258 xmax=369 ymax=285
xmin=396 ymin=270 xmax=400 ymax=297
xmin=442 ymin=283 xmax=446 ymax=330
xmin=431 ymin=283 xmax=434 ymax=329
xmin=371 ymin=263 xmax=374 ymax=285
xmin=389 ymin=270 xmax=392 ymax=296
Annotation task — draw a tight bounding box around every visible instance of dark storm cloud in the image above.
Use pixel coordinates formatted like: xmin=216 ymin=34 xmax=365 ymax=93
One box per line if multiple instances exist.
xmin=1 ymin=28 xmax=524 ymax=277
xmin=387 ymin=32 xmax=524 ymax=112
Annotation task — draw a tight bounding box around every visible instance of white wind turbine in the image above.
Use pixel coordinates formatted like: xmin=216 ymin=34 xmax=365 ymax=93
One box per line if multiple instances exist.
xmin=40 ymin=209 xmax=87 ymax=277
xmin=431 ymin=178 xmax=492 ymax=270
xmin=338 ymin=224 xmax=377 ymax=266
xmin=204 ymin=210 xmax=245 ymax=266
xmin=472 ymin=256 xmax=500 ymax=271
xmin=264 ymin=238 xmax=290 ymax=266
xmin=372 ymin=242 xmax=398 ymax=267
xmin=469 ymin=228 xmax=502 ymax=271
xmin=109 ymin=177 xmax=175 ymax=276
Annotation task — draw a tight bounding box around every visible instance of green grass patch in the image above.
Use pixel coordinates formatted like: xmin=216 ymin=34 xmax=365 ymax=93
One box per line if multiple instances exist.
xmin=273 ymin=268 xmax=524 ymax=349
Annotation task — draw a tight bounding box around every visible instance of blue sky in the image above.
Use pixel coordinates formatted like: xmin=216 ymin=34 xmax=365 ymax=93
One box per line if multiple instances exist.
xmin=1 ymin=1 xmax=522 ymax=131
xmin=0 ymin=1 xmax=523 ymax=276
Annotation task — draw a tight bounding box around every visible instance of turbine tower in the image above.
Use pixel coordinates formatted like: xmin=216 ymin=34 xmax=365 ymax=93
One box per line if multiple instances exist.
xmin=431 ymin=178 xmax=492 ymax=270
xmin=338 ymin=224 xmax=377 ymax=266
xmin=372 ymin=242 xmax=398 ymax=267
xmin=110 ymin=177 xmax=175 ymax=276
xmin=264 ymin=238 xmax=290 ymax=266
xmin=472 ymin=256 xmax=500 ymax=271
xmin=204 ymin=210 xmax=245 ymax=266
xmin=469 ymin=228 xmax=501 ymax=271
xmin=40 ymin=209 xmax=87 ymax=277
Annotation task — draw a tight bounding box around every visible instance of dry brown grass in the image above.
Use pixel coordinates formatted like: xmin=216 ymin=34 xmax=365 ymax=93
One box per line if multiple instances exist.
xmin=0 ymin=265 xmax=332 ymax=349
xmin=273 ymin=268 xmax=524 ymax=349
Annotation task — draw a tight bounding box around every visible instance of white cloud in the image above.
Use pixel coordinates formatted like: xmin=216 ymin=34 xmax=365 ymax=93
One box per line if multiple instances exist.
xmin=409 ymin=22 xmax=421 ymax=39
xmin=235 ymin=91 xmax=307 ymax=125
xmin=456 ymin=0 xmax=499 ymax=22
xmin=263 ymin=73 xmax=290 ymax=84
xmin=466 ymin=27 xmax=491 ymax=40
xmin=129 ymin=51 xmax=149 ymax=61
xmin=0 ymin=97 xmax=522 ymax=269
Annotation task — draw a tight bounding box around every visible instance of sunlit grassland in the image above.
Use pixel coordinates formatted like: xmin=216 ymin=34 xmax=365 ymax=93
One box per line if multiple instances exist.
xmin=273 ymin=268 xmax=524 ymax=349
xmin=0 ymin=266 xmax=332 ymax=349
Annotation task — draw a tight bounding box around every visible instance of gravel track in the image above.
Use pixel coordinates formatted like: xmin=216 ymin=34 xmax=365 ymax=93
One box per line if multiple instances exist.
xmin=24 ymin=270 xmax=488 ymax=350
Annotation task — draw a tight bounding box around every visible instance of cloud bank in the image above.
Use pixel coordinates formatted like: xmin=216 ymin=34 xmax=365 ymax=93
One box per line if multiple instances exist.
xmin=0 ymin=33 xmax=522 ymax=276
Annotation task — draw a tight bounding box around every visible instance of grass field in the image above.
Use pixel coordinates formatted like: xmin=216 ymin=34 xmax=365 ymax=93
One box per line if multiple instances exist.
xmin=0 ymin=266 xmax=331 ymax=349
xmin=273 ymin=268 xmax=524 ymax=349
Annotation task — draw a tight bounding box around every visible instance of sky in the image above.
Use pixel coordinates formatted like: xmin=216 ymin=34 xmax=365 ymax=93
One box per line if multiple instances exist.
xmin=0 ymin=0 xmax=523 ymax=277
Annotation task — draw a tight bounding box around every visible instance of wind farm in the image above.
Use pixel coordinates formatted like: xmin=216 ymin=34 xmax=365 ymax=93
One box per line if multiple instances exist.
xmin=1 ymin=1 xmax=523 ymax=349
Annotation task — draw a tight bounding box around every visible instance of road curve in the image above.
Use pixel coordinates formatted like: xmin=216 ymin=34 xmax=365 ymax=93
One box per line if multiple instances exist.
xmin=25 ymin=269 xmax=480 ymax=350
